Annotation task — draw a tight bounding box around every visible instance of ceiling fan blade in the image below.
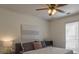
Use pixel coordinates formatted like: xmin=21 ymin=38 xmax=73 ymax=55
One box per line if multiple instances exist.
xmin=56 ymin=9 xmax=70 ymax=14
xmin=36 ymin=8 xmax=48 ymax=11
xmin=56 ymin=9 xmax=65 ymax=13
xmin=57 ymin=4 xmax=67 ymax=7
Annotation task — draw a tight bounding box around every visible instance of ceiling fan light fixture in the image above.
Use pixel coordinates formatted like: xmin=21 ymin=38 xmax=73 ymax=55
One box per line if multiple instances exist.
xmin=48 ymin=9 xmax=56 ymax=16
xmin=52 ymin=9 xmax=56 ymax=15
xmin=48 ymin=9 xmax=52 ymax=15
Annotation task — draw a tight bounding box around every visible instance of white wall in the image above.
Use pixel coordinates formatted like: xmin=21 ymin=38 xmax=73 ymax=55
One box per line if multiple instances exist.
xmin=49 ymin=14 xmax=79 ymax=48
xmin=0 ymin=8 xmax=49 ymax=44
xmin=2 ymin=7 xmax=79 ymax=49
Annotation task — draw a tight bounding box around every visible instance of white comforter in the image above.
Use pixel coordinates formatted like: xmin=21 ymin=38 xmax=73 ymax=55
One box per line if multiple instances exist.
xmin=23 ymin=46 xmax=73 ymax=54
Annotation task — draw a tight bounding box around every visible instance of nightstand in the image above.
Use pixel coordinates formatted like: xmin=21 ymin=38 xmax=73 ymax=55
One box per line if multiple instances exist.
xmin=0 ymin=48 xmax=15 ymax=54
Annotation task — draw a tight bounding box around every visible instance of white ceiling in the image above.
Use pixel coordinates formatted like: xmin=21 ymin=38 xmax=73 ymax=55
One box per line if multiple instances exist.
xmin=0 ymin=4 xmax=79 ymax=20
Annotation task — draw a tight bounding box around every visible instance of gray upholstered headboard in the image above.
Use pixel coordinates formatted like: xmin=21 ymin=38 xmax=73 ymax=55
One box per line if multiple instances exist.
xmin=15 ymin=40 xmax=53 ymax=54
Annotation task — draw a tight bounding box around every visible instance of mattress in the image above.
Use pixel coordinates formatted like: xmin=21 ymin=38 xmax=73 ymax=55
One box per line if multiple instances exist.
xmin=23 ymin=46 xmax=73 ymax=54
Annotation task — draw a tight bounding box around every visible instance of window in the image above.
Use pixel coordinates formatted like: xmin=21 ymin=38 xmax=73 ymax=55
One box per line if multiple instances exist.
xmin=66 ymin=21 xmax=79 ymax=53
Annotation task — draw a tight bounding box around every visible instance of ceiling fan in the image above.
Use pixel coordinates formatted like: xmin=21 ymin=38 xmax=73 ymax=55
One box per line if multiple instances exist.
xmin=36 ymin=4 xmax=70 ymax=16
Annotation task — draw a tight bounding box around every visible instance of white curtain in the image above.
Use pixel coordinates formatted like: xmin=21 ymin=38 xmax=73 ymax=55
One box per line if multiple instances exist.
xmin=66 ymin=21 xmax=79 ymax=53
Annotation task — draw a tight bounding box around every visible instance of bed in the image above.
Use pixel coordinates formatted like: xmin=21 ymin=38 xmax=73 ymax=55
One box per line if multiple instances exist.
xmin=23 ymin=46 xmax=73 ymax=54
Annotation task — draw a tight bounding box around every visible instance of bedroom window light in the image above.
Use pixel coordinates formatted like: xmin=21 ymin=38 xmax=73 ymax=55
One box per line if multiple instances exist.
xmin=65 ymin=21 xmax=79 ymax=53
